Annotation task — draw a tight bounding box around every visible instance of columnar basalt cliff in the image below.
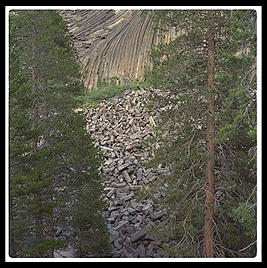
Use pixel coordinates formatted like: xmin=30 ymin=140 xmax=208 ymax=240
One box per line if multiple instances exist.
xmin=59 ymin=10 xmax=174 ymax=90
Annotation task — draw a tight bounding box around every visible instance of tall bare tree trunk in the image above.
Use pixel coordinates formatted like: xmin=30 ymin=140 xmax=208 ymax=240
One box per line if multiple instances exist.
xmin=204 ymin=10 xmax=215 ymax=258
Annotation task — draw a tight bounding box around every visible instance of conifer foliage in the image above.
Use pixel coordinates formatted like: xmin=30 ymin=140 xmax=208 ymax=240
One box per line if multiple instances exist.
xmin=9 ymin=10 xmax=112 ymax=257
xmin=143 ymin=10 xmax=257 ymax=257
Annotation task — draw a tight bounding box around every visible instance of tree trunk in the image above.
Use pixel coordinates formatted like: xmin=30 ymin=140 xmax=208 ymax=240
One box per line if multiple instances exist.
xmin=204 ymin=10 xmax=216 ymax=258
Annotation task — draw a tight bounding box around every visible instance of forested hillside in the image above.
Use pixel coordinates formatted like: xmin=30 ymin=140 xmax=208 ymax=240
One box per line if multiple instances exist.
xmin=142 ymin=9 xmax=257 ymax=258
xmin=8 ymin=9 xmax=258 ymax=259
xmin=9 ymin=10 xmax=112 ymax=257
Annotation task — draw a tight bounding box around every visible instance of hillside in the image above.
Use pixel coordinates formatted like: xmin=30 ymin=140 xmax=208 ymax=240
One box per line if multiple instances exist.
xmin=8 ymin=9 xmax=258 ymax=259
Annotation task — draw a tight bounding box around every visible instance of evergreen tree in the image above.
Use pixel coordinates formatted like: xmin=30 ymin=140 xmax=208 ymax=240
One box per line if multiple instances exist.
xmin=9 ymin=10 xmax=112 ymax=257
xmin=142 ymin=9 xmax=257 ymax=257
xmin=213 ymin=10 xmax=257 ymax=256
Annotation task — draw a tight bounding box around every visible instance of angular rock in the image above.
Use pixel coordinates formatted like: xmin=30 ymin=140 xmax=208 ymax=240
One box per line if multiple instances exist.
xmin=136 ymin=244 xmax=146 ymax=257
xmin=104 ymin=187 xmax=114 ymax=192
xmin=146 ymin=244 xmax=155 ymax=256
xmin=125 ymin=141 xmax=140 ymax=151
xmin=130 ymin=229 xmax=147 ymax=242
xmin=114 ymin=220 xmax=128 ymax=231
xmin=118 ymin=162 xmax=131 ymax=172
xmin=156 ymin=168 xmax=168 ymax=175
xmin=136 ymin=168 xmax=143 ymax=181
xmin=152 ymin=210 xmax=167 ymax=220
xmin=116 ymin=192 xmax=128 ymax=198
xmin=100 ymin=145 xmax=114 ymax=152
xmin=141 ymin=176 xmax=149 ymax=184
xmin=123 ymin=225 xmax=135 ymax=234
xmin=124 ymin=244 xmax=138 ymax=256
xmin=108 ymin=206 xmax=120 ymax=212
xmin=142 ymin=203 xmax=153 ymax=213
xmin=119 ymin=193 xmax=134 ymax=202
xmin=107 ymin=217 xmax=115 ymax=224
xmin=106 ymin=188 xmax=116 ymax=198
xmin=111 ymin=181 xmax=127 ymax=188
xmin=116 ymin=185 xmax=130 ymax=193
xmin=122 ymin=170 xmax=132 ymax=183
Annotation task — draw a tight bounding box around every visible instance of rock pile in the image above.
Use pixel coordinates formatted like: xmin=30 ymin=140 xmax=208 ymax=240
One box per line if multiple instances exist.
xmin=84 ymin=87 xmax=168 ymax=257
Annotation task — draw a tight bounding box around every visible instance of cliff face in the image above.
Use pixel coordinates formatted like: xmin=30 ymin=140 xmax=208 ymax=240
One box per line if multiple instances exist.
xmin=59 ymin=10 xmax=173 ymax=90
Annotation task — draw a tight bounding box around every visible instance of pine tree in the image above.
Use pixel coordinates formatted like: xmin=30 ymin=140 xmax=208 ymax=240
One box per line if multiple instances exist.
xmin=9 ymin=10 xmax=112 ymax=257
xmin=213 ymin=10 xmax=257 ymax=256
xmin=142 ymin=9 xmax=257 ymax=257
xmin=204 ymin=10 xmax=216 ymax=257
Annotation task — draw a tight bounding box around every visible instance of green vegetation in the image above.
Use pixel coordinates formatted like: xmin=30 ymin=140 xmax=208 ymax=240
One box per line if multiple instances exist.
xmin=77 ymin=78 xmax=125 ymax=108
xmin=77 ymin=77 xmax=148 ymax=108
xmin=8 ymin=8 xmax=258 ymax=259
xmin=9 ymin=10 xmax=112 ymax=258
xmin=141 ymin=10 xmax=257 ymax=257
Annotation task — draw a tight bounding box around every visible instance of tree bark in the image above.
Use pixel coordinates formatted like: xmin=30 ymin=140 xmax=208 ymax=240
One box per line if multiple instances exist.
xmin=204 ymin=10 xmax=216 ymax=258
